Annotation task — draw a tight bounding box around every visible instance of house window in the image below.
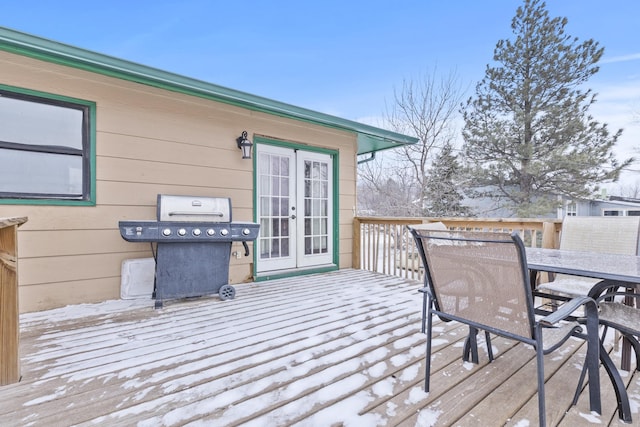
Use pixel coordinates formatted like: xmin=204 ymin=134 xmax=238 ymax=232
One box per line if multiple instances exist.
xmin=603 ymin=210 xmax=622 ymax=216
xmin=0 ymin=86 xmax=94 ymax=204
xmin=628 ymin=211 xmax=640 ymax=216
xmin=566 ymin=201 xmax=577 ymax=216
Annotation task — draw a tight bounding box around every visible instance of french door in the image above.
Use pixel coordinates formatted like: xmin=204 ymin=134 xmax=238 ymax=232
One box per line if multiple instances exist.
xmin=256 ymin=144 xmax=334 ymax=273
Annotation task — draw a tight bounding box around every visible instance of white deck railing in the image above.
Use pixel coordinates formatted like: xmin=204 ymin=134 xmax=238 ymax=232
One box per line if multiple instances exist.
xmin=353 ymin=217 xmax=561 ymax=280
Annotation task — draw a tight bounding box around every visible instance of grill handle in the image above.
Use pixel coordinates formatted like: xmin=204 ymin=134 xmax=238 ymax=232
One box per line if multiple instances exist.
xmin=167 ymin=211 xmax=225 ymax=217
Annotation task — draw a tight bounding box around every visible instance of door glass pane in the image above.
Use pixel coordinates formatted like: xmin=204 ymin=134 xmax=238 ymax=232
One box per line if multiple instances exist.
xmin=303 ymin=159 xmax=330 ymax=256
xmin=258 ymin=152 xmax=292 ymax=261
xmin=260 ymin=239 xmax=270 ymax=258
xmin=271 ymin=239 xmax=280 ymax=257
xmin=260 ymin=176 xmax=271 ymax=195
xmin=260 ymin=197 xmax=270 ymax=216
xmin=271 ymin=156 xmax=280 ymax=175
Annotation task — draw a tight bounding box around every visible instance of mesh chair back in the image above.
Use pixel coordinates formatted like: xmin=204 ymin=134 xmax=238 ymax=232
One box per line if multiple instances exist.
xmin=560 ymin=216 xmax=640 ymax=255
xmin=546 ymin=216 xmax=640 ymax=288
xmin=416 ymin=230 xmax=534 ymax=339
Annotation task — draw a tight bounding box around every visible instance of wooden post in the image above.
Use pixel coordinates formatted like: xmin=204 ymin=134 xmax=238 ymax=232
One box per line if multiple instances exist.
xmin=0 ymin=216 xmax=27 ymax=386
xmin=541 ymin=221 xmax=559 ymax=249
xmin=352 ymin=217 xmax=361 ymax=269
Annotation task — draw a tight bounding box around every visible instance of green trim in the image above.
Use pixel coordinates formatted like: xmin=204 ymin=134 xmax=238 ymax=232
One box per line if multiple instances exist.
xmin=254 ymin=136 xmax=338 ymax=156
xmin=254 ymin=265 xmax=339 ymax=282
xmin=0 ymin=83 xmax=96 ymax=206
xmin=252 ymin=151 xmax=258 ymax=277
xmin=332 ymin=151 xmax=340 ymax=268
xmin=0 ymin=27 xmax=417 ymax=155
xmin=253 ymin=137 xmax=340 ymax=276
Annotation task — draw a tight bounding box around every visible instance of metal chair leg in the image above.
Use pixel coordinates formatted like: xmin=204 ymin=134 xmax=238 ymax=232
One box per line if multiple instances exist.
xmin=535 ymin=327 xmax=547 ymax=427
xmin=621 ymin=333 xmax=640 ymax=371
xmin=424 ymin=295 xmax=433 ymax=392
xmin=600 ymin=345 xmax=632 ymax=422
xmin=571 ymin=361 xmax=588 ymax=407
xmin=463 ymin=327 xmax=479 ymax=363
xmin=485 ymin=331 xmax=494 ymax=362
xmin=420 ymin=288 xmax=427 ymax=333
xmin=463 ymin=328 xmax=492 ymax=363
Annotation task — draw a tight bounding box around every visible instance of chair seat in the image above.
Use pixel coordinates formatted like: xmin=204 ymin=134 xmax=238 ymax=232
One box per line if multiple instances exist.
xmin=599 ymin=302 xmax=640 ymax=335
xmin=537 ymin=277 xmax=600 ymax=297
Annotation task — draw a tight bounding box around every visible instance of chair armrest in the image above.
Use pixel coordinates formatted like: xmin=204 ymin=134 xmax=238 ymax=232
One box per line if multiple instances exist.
xmin=539 ymin=295 xmax=596 ymax=326
xmin=418 ymin=287 xmax=433 ymax=298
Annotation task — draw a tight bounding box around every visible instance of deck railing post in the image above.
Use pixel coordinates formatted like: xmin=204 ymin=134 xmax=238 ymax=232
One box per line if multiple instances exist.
xmin=0 ymin=216 xmax=27 ymax=386
xmin=352 ymin=217 xmax=361 ymax=269
xmin=541 ymin=221 xmax=559 ymax=249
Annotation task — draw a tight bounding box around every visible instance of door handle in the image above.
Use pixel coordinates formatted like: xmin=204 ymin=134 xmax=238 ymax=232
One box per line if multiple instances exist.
xmin=291 ymin=215 xmax=297 ymax=220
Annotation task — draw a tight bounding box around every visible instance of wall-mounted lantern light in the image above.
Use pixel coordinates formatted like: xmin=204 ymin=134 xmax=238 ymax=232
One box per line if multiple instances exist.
xmin=236 ymin=131 xmax=253 ymax=160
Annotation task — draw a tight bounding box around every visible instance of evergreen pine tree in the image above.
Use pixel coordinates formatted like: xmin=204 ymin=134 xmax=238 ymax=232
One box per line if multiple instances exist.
xmin=424 ymin=143 xmax=471 ymax=217
xmin=462 ymin=0 xmax=632 ymax=217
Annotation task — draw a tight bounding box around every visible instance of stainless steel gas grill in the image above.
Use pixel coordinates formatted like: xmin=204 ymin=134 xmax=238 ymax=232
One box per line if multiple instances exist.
xmin=119 ymin=195 xmax=260 ymax=308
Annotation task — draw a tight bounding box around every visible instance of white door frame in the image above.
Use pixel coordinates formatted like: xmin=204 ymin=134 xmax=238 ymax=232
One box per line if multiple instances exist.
xmin=255 ymin=142 xmax=335 ymax=274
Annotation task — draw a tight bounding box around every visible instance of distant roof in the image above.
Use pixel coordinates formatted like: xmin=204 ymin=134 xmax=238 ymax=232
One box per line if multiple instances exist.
xmin=0 ymin=27 xmax=417 ymax=155
xmin=609 ymin=195 xmax=640 ymax=204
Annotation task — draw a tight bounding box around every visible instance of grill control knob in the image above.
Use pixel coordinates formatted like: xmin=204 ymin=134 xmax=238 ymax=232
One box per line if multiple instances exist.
xmin=220 ymin=229 xmax=229 ymax=236
xmin=162 ymin=228 xmax=172 ymax=236
xmin=242 ymin=228 xmax=251 ymax=235
xmin=178 ymin=228 xmax=187 ymax=236
xmin=192 ymin=228 xmax=202 ymax=236
xmin=206 ymin=228 xmax=215 ymax=236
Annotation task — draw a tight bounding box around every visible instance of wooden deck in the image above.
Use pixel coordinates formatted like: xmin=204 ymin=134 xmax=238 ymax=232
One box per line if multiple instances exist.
xmin=1 ymin=269 xmax=639 ymax=426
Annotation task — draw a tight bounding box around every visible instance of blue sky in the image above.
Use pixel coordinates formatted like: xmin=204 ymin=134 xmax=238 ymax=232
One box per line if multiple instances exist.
xmin=3 ymin=0 xmax=640 ymax=187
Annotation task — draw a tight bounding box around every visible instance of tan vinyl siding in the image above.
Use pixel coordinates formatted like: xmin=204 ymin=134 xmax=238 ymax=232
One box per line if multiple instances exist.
xmin=0 ymin=51 xmax=356 ymax=312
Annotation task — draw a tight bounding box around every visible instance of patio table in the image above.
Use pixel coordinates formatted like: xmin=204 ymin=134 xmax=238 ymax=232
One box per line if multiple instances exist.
xmin=526 ymin=247 xmax=640 ymax=371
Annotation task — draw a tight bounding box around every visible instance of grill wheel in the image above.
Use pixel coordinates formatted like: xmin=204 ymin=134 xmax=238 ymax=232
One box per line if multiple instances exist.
xmin=219 ymin=284 xmax=236 ymax=300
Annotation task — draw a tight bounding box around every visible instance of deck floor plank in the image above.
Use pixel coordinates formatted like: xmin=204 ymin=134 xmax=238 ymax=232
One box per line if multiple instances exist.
xmin=469 ymin=337 xmax=584 ymax=426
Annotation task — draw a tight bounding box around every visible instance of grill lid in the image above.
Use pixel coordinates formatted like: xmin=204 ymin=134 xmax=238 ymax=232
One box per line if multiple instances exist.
xmin=157 ymin=194 xmax=232 ymax=222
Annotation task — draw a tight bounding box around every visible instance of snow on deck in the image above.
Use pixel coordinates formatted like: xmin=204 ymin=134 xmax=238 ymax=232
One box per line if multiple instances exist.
xmin=1 ymin=269 xmax=636 ymax=426
xmin=1 ymin=270 xmax=433 ymax=426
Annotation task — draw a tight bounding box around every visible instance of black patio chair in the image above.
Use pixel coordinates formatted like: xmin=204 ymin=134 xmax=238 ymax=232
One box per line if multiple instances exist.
xmin=409 ymin=228 xmax=602 ymax=427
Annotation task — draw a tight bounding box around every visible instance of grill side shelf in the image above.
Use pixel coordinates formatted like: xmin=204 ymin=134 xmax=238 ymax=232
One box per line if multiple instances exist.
xmin=119 ymin=221 xmax=161 ymax=242
xmin=229 ymin=223 xmax=260 ymax=241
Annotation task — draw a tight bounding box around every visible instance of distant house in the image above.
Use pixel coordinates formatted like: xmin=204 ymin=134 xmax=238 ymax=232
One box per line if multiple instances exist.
xmin=0 ymin=27 xmax=417 ymax=312
xmin=462 ymin=187 xmax=640 ymax=220
xmin=559 ymin=195 xmax=640 ymax=218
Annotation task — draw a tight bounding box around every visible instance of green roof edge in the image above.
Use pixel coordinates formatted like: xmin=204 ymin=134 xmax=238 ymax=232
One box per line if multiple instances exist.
xmin=0 ymin=27 xmax=418 ymax=155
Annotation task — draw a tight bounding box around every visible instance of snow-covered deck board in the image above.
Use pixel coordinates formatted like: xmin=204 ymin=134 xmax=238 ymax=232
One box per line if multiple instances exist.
xmin=1 ymin=269 xmax=638 ymax=426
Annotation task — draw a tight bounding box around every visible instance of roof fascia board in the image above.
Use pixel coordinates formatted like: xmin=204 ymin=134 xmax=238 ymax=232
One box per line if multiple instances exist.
xmin=0 ymin=27 xmax=417 ymax=154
